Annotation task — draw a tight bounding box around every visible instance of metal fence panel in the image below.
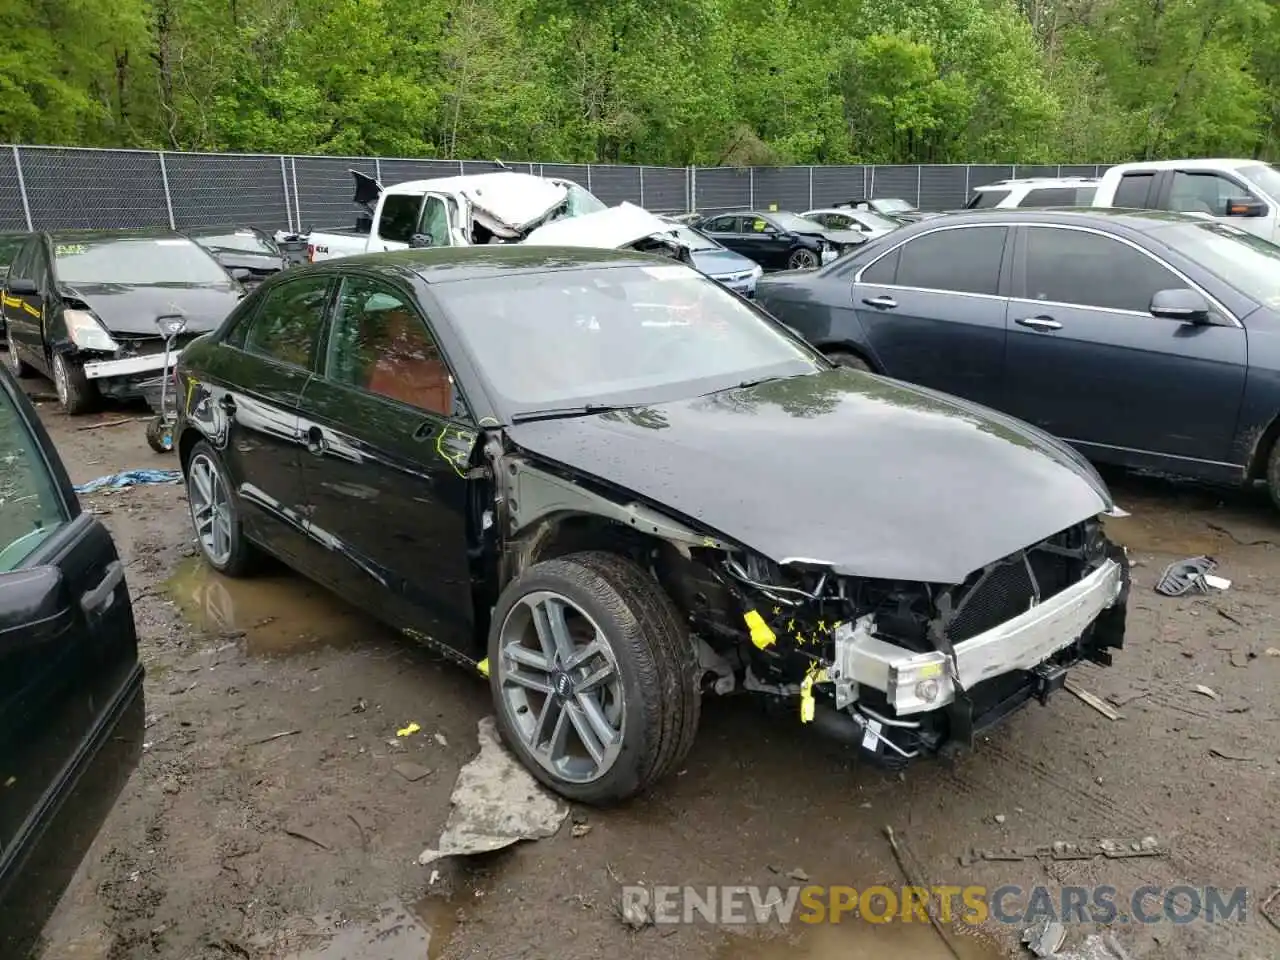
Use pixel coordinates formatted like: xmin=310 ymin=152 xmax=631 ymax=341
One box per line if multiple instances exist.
xmin=636 ymin=167 xmax=686 ymax=212
xmin=751 ymin=167 xmax=810 ymax=212
xmin=0 ymin=150 xmax=27 ymax=231
xmin=966 ymin=165 xmax=1015 ymax=192
xmin=694 ymin=168 xmax=752 ymax=212
xmin=382 ymin=158 xmax=464 ymax=184
xmin=538 ymin=163 xmax=591 ymax=188
xmin=919 ymin=166 xmax=969 ymax=211
xmin=589 ymin=165 xmax=643 ymax=206
xmin=166 ymin=152 xmax=290 ymax=230
xmin=869 ymin=165 xmax=920 ymax=206
xmin=293 ymin=156 xmax=377 ymax=230
xmin=810 ymin=166 xmax=867 ymax=207
xmin=1017 ymin=165 xmax=1058 ymax=179
xmin=21 ymin=147 xmax=169 ymax=230
xmin=1060 ymin=165 xmax=1098 ymax=178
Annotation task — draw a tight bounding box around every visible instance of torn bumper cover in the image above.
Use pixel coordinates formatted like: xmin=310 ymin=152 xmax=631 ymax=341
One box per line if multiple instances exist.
xmin=83 ymin=351 xmax=181 ymax=382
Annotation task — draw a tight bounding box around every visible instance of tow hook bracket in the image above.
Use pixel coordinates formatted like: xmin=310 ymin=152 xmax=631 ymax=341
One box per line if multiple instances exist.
xmin=1032 ymin=662 xmax=1067 ymax=705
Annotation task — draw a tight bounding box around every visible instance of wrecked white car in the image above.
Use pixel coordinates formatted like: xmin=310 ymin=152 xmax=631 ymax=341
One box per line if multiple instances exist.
xmin=296 ymin=169 xmax=689 ymax=263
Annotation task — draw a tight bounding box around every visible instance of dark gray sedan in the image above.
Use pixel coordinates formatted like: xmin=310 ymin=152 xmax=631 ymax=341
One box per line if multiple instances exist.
xmin=754 ymin=208 xmax=1280 ymax=507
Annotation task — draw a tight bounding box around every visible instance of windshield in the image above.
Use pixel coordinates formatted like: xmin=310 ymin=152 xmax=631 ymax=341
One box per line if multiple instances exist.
xmin=192 ymin=229 xmax=278 ymax=255
xmin=1236 ymin=163 xmax=1280 ymax=201
xmin=435 ymin=264 xmax=821 ymax=417
xmin=564 ymin=183 xmax=608 ymax=217
xmin=54 ymin=236 xmax=230 ymax=285
xmin=769 ymin=212 xmax=827 ymax=233
xmin=1154 ymin=220 xmax=1280 ymax=308
xmin=874 ymin=198 xmax=913 ymax=213
xmin=662 ymin=223 xmax=720 ymax=251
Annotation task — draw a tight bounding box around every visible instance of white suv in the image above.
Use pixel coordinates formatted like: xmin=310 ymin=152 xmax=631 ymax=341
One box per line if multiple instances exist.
xmin=965 ymin=177 xmax=1099 ymax=210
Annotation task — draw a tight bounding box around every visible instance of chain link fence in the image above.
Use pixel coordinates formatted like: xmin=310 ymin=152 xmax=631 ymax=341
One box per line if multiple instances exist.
xmin=0 ymin=145 xmax=1114 ymax=233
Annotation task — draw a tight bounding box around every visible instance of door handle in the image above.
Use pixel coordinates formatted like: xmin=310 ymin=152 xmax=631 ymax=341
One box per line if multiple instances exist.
xmin=862 ymin=295 xmax=898 ymax=309
xmin=305 ymin=425 xmax=328 ymax=457
xmin=80 ymin=561 xmax=124 ymax=617
xmin=1015 ymin=316 xmax=1063 ymax=331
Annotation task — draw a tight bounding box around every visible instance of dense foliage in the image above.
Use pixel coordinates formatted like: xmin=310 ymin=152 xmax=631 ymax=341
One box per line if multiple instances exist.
xmin=3 ymin=0 xmax=1277 ymax=164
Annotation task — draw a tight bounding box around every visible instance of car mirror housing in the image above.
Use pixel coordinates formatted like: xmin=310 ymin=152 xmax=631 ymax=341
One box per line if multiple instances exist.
xmin=1225 ymin=197 xmax=1267 ymax=218
xmin=1150 ymin=288 xmax=1211 ymax=324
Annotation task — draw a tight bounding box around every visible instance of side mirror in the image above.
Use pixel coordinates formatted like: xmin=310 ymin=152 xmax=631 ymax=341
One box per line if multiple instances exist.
xmin=6 ymin=278 xmax=38 ymax=296
xmin=1150 ymin=288 xmax=1211 ymax=324
xmin=409 ymin=233 xmax=434 ymax=249
xmin=230 ymin=267 xmax=252 ymax=281
xmin=1225 ymin=197 xmax=1267 ymax=218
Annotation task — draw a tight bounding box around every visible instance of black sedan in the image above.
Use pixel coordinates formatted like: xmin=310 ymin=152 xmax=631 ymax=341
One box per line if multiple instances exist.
xmin=174 ymin=246 xmax=1127 ymax=804
xmin=2 ymin=230 xmax=246 ymax=414
xmin=186 ymin=224 xmax=290 ymax=290
xmin=0 ymin=366 xmax=144 ymax=955
xmin=694 ymin=211 xmax=864 ymax=271
xmin=754 ymin=208 xmax=1280 ymax=507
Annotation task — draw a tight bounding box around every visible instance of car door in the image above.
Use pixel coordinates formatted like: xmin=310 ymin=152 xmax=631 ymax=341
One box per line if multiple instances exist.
xmin=199 ymin=274 xmax=336 ymax=565
xmin=294 ymin=273 xmax=477 ymax=653
xmin=700 ymin=216 xmax=746 ymax=257
xmin=3 ymin=237 xmax=46 ymax=369
xmin=739 ymin=216 xmax=791 ymax=269
xmin=849 ymin=224 xmax=1012 ymax=407
xmin=0 ymin=370 xmax=143 ymax=957
xmin=1002 ymin=224 xmax=1247 ymax=465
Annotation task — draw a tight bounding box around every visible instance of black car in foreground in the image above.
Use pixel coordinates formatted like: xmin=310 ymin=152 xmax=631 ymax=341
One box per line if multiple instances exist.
xmin=174 ymin=246 xmax=1128 ymax=803
xmin=754 ymin=208 xmax=1280 ymax=509
xmin=695 ymin=210 xmax=864 ymax=270
xmin=2 ymin=230 xmax=247 ymax=415
xmin=0 ymin=367 xmax=144 ymax=955
xmin=186 ymin=225 xmax=290 ymax=290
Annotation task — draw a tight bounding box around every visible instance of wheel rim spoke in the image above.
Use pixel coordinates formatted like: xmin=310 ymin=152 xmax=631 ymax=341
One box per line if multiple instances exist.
xmin=189 ymin=457 xmax=232 ymax=565
xmin=565 ymin=701 xmax=606 ymax=767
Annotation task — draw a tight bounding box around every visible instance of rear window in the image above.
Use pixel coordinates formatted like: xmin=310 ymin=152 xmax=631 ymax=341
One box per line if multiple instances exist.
xmin=53 ymin=236 xmax=230 ymax=285
xmin=1113 ymin=172 xmax=1156 ymax=208
xmin=1020 ymin=187 xmax=1095 ymax=207
xmin=966 ymin=189 xmax=1010 ymax=209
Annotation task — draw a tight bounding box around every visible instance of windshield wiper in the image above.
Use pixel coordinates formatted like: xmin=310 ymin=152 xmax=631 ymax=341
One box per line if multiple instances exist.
xmin=510 ymin=403 xmax=639 ymax=424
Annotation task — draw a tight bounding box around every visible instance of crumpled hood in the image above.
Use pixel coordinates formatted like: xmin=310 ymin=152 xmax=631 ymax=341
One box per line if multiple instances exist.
xmin=455 ymin=173 xmax=569 ymax=238
xmin=60 ymin=282 xmax=243 ymax=336
xmin=523 ymin=202 xmax=678 ymax=250
xmin=506 ymin=369 xmax=1112 ymax=583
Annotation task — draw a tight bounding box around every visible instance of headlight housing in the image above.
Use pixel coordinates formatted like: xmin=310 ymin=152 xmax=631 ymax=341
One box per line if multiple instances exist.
xmin=63 ymin=308 xmax=118 ymax=353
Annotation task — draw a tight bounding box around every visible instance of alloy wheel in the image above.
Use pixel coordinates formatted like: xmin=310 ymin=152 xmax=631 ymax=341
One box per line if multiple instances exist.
xmin=790 ymin=249 xmax=819 ymax=270
xmin=3 ymin=331 xmax=19 ymax=375
xmin=51 ymin=353 xmax=69 ymax=406
xmin=187 ymin=452 xmax=234 ymax=566
xmin=497 ymin=590 xmax=625 ymax=784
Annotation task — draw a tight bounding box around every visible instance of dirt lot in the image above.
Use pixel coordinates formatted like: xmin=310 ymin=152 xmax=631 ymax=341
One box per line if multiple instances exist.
xmin=23 ymin=382 xmax=1280 ymax=960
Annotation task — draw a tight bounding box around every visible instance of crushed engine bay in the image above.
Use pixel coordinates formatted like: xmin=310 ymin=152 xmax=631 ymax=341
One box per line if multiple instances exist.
xmin=664 ymin=518 xmax=1130 ymax=767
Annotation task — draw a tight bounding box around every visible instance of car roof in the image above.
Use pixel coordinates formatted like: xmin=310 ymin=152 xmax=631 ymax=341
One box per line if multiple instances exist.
xmin=906 ymin=207 xmax=1203 ymax=232
xmin=974 ymin=177 xmax=1099 ymax=189
xmin=294 ymin=245 xmax=681 ymax=284
xmin=1105 ymin=158 xmax=1260 ymax=173
xmin=382 ymin=171 xmax=583 ymax=197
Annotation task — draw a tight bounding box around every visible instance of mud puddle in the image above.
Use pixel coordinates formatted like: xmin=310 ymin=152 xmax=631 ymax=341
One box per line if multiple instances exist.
xmin=717 ymin=920 xmax=1005 ymax=959
xmin=262 ymin=897 xmax=457 ymax=960
xmin=166 ymin=557 xmax=380 ymax=657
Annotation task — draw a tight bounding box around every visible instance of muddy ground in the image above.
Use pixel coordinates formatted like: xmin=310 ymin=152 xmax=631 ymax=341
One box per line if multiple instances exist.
xmin=22 ymin=380 xmax=1280 ymax=960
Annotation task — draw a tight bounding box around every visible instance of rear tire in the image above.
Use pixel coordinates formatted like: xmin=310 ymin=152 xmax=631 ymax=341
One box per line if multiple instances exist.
xmin=827 ymin=349 xmax=871 ymax=372
xmin=1265 ymin=439 xmax=1280 ymax=513
xmin=185 ymin=441 xmax=258 ymax=577
xmin=488 ymin=551 xmax=700 ymax=805
xmin=4 ymin=329 xmax=34 ymax=378
xmin=788 ymin=248 xmax=820 ymax=270
xmin=52 ymin=352 xmax=97 ymax=415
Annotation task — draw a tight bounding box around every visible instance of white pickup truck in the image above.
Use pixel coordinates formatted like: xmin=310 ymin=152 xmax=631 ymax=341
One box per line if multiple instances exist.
xmin=1091 ymin=158 xmax=1280 ymax=242
xmin=295 ymin=169 xmax=689 ymax=261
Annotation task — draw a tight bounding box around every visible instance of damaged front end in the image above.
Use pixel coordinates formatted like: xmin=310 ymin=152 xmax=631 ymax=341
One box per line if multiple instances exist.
xmin=676 ymin=520 xmax=1129 ymax=768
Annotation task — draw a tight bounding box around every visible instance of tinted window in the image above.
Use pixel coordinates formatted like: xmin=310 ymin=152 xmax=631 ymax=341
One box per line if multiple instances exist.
xmin=860 ymin=245 xmax=900 ymax=285
xmin=378 ymin=195 xmax=423 ymax=244
xmin=1020 ymin=188 xmax=1080 ymax=208
xmin=1168 ymin=172 xmax=1248 ymax=217
xmin=1113 ymin=172 xmax=1155 ymax=209
xmin=431 ymin=263 xmax=820 ymax=416
xmin=242 ymin=276 xmax=332 ymax=367
xmin=967 ymin=189 xmax=1009 ymax=209
xmin=326 ymin=277 xmax=459 ymax=417
xmin=702 ymin=216 xmax=737 ymax=233
xmin=894 ymin=227 xmax=1007 ymax=295
xmin=1023 ymin=227 xmax=1178 ymax=313
xmin=53 ymin=236 xmax=228 ymax=284
xmin=6 ymin=238 xmax=37 ymax=282
xmin=0 ymin=392 xmax=67 ymax=571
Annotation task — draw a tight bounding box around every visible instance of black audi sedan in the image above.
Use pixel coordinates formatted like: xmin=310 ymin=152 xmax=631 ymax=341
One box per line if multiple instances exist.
xmin=2 ymin=229 xmax=247 ymax=414
xmin=173 ymin=246 xmax=1128 ymax=804
xmin=0 ymin=366 xmax=144 ymax=955
xmin=753 ymin=208 xmax=1280 ymax=509
xmin=694 ymin=210 xmax=865 ymax=270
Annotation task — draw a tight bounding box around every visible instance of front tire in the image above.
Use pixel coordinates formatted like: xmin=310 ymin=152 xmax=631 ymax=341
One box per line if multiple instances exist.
xmin=186 ymin=441 xmax=258 ymax=576
xmin=52 ymin=351 xmax=97 ymax=415
xmin=827 ymin=350 xmax=871 ymax=372
xmin=488 ymin=551 xmax=700 ymax=805
xmin=1265 ymin=439 xmax=1280 ymax=514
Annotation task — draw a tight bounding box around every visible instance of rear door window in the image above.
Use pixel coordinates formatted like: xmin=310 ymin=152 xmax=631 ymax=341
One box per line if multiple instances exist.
xmin=702 ymin=216 xmax=738 ymax=234
xmin=241 ymin=276 xmax=334 ymax=369
xmin=892 ymin=227 xmax=1008 ymax=295
xmin=1113 ymin=172 xmax=1157 ymax=209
